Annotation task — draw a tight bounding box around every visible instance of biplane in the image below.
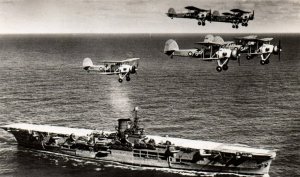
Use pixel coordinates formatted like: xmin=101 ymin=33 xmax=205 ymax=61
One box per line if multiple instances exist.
xmin=211 ymin=9 xmax=254 ymax=28
xmin=164 ymin=35 xmax=240 ymax=72
xmin=166 ymin=7 xmax=254 ymax=28
xmin=235 ymin=35 xmax=282 ymax=65
xmin=166 ymin=6 xmax=211 ymax=26
xmin=82 ymin=58 xmax=140 ymax=83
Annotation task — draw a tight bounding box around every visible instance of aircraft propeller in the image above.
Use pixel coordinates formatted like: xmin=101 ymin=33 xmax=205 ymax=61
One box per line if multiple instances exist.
xmin=236 ymin=49 xmax=241 ymax=66
xmin=251 ymin=10 xmax=255 ymax=20
xmin=209 ymin=9 xmax=212 ymax=23
xmin=278 ymin=40 xmax=281 ymax=61
xmin=231 ymin=47 xmax=241 ymax=66
xmin=131 ymin=66 xmax=137 ymax=74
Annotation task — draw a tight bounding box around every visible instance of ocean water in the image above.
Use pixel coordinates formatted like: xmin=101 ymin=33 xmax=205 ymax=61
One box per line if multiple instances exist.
xmin=0 ymin=33 xmax=299 ymax=177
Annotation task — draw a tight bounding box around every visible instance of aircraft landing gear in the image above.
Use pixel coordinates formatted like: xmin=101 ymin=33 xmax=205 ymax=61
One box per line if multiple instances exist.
xmin=216 ymin=66 xmax=222 ymax=72
xmin=244 ymin=23 xmax=248 ymax=27
xmin=265 ymin=59 xmax=269 ymax=64
xmin=232 ymin=24 xmax=239 ymax=29
xmin=126 ymin=76 xmax=131 ymax=81
xmin=222 ymin=65 xmax=228 ymax=71
xmin=118 ymin=78 xmax=123 ymax=83
xmin=260 ymin=53 xmax=271 ymax=65
xmin=261 ymin=59 xmax=269 ymax=65
xmin=198 ymin=20 xmax=205 ymax=26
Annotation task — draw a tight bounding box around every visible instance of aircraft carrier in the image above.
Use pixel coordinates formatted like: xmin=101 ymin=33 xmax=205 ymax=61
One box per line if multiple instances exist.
xmin=1 ymin=107 xmax=276 ymax=177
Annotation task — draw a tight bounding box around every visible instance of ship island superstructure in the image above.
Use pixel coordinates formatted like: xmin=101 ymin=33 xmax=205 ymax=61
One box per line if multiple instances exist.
xmin=1 ymin=108 xmax=276 ymax=176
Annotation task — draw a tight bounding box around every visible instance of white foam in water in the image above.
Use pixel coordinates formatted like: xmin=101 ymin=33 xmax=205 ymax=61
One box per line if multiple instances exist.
xmin=94 ymin=168 xmax=102 ymax=171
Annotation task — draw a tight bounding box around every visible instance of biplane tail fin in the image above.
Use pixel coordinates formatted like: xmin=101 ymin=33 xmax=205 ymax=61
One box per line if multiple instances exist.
xmin=204 ymin=34 xmax=214 ymax=42
xmin=164 ymin=39 xmax=179 ymax=56
xmin=168 ymin=8 xmax=176 ymax=15
xmin=167 ymin=8 xmax=176 ymax=17
xmin=83 ymin=58 xmax=93 ymax=70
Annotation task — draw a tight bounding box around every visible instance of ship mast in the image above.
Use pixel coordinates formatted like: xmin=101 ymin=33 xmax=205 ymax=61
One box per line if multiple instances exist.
xmin=133 ymin=106 xmax=139 ymax=130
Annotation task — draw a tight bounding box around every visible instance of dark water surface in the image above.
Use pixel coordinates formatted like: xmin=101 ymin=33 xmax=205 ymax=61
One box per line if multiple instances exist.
xmin=0 ymin=34 xmax=299 ymax=177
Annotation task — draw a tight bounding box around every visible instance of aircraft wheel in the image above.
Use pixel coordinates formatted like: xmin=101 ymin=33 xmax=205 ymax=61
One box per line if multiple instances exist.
xmin=216 ymin=66 xmax=222 ymax=72
xmin=188 ymin=51 xmax=193 ymax=56
xmin=246 ymin=55 xmax=251 ymax=60
xmin=202 ymin=22 xmax=205 ymax=26
xmin=118 ymin=78 xmax=123 ymax=83
xmin=242 ymin=23 xmax=245 ymax=26
xmin=265 ymin=59 xmax=269 ymax=64
xmin=222 ymin=65 xmax=228 ymax=71
xmin=245 ymin=23 xmax=248 ymax=27
xmin=126 ymin=76 xmax=131 ymax=81
xmin=198 ymin=21 xmax=202 ymax=26
xmin=260 ymin=60 xmax=265 ymax=65
xmin=232 ymin=25 xmax=235 ymax=28
xmin=235 ymin=25 xmax=239 ymax=29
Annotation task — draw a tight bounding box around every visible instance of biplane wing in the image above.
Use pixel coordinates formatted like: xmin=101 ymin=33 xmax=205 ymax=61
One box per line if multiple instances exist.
xmin=258 ymin=38 xmax=273 ymax=42
xmin=235 ymin=35 xmax=259 ymax=41
xmin=102 ymin=58 xmax=140 ymax=64
xmin=185 ymin=6 xmax=208 ymax=12
xmin=246 ymin=52 xmax=261 ymax=55
xmin=201 ymin=58 xmax=222 ymax=61
xmin=230 ymin=9 xmax=251 ymax=14
xmin=235 ymin=35 xmax=258 ymax=40
xmin=98 ymin=72 xmax=117 ymax=75
xmin=195 ymin=41 xmax=224 ymax=46
xmin=223 ymin=41 xmax=235 ymax=45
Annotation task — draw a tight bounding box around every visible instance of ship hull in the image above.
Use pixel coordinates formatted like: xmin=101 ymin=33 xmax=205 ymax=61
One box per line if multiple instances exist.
xmin=4 ymin=125 xmax=274 ymax=177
